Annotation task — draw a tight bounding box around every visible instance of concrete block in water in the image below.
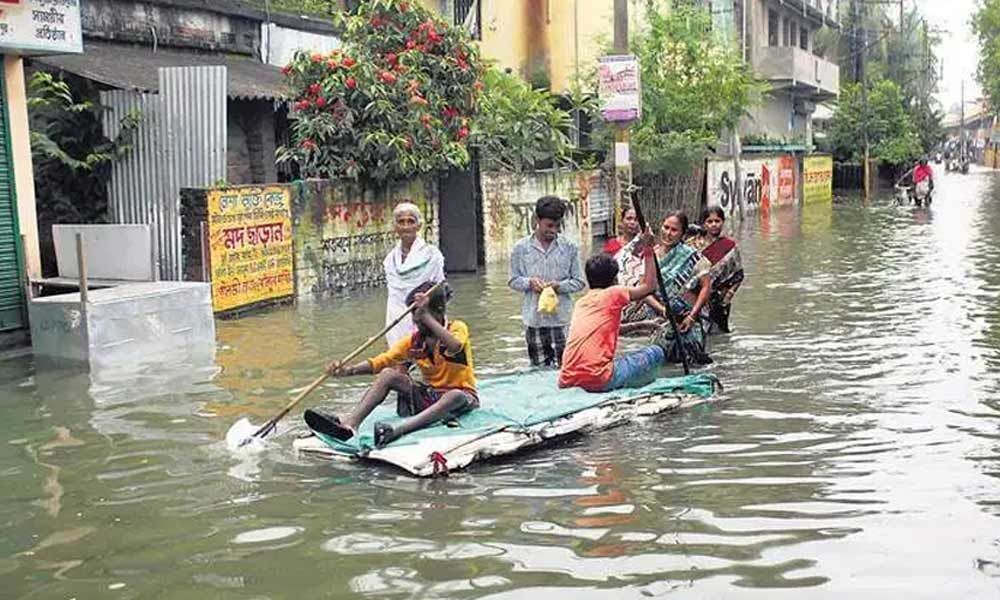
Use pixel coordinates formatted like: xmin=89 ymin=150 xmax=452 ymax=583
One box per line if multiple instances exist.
xmin=29 ymin=282 xmax=216 ymax=367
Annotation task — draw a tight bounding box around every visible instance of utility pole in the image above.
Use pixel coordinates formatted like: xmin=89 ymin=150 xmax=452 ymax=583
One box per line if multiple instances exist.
xmin=960 ymin=79 xmax=966 ymax=165
xmin=923 ymin=19 xmax=929 ymax=91
xmin=855 ymin=0 xmax=870 ymax=201
xmin=612 ymin=0 xmax=631 ymax=225
xmin=732 ymin=0 xmax=745 ymax=218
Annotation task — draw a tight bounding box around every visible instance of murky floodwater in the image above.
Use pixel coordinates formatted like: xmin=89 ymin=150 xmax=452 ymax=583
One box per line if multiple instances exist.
xmin=3 ymin=169 xmax=1000 ymax=599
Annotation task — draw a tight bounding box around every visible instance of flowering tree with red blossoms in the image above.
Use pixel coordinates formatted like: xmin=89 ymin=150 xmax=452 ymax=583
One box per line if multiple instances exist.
xmin=277 ymin=0 xmax=484 ymax=182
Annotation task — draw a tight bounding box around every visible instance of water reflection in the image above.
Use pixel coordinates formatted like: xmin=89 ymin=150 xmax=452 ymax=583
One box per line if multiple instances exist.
xmin=2 ymin=170 xmax=1000 ymax=597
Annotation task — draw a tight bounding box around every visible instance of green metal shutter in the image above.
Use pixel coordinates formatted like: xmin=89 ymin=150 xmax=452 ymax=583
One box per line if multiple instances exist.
xmin=0 ymin=60 xmax=25 ymax=332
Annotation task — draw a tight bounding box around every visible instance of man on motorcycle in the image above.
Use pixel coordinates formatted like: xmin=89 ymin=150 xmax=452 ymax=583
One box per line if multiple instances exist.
xmin=910 ymin=157 xmax=935 ymax=205
xmin=913 ymin=157 xmax=934 ymax=191
xmin=913 ymin=157 xmax=934 ymax=194
xmin=896 ymin=157 xmax=935 ymax=206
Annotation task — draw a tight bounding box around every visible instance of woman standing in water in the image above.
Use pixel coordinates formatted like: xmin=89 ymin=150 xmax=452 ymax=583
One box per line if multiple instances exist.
xmin=606 ymin=206 xmax=666 ymax=325
xmin=383 ymin=202 xmax=445 ymax=346
xmin=650 ymin=211 xmax=713 ymax=365
xmin=686 ymin=206 xmax=744 ymax=333
xmin=603 ymin=205 xmax=640 ymax=256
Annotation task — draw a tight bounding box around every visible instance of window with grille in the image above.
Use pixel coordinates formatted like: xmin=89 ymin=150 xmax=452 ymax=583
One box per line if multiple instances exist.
xmin=454 ymin=0 xmax=481 ymax=40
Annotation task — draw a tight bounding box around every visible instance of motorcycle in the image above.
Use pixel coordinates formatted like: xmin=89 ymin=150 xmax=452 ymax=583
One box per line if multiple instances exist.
xmin=895 ymin=180 xmax=933 ymax=207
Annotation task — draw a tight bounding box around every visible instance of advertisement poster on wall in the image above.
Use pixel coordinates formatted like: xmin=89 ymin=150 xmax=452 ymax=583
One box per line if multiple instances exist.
xmin=207 ymin=186 xmax=294 ymax=312
xmin=598 ymin=54 xmax=641 ymax=122
xmin=777 ymin=155 xmax=796 ymax=205
xmin=803 ymin=155 xmax=834 ymax=204
xmin=707 ymin=154 xmax=798 ymax=213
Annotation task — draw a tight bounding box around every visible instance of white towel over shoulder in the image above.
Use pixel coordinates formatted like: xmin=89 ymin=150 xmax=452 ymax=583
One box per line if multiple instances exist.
xmin=383 ymin=238 xmax=445 ymax=346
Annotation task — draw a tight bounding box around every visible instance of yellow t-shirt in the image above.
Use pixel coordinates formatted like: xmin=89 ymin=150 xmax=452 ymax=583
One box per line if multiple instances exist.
xmin=368 ymin=320 xmax=477 ymax=392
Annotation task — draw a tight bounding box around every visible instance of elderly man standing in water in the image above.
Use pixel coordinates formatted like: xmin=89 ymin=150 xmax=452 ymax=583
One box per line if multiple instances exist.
xmin=508 ymin=196 xmax=586 ymax=367
xmin=384 ymin=202 xmax=445 ymax=346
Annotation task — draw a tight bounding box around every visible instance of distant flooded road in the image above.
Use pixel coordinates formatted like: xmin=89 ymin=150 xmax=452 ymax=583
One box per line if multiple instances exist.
xmin=2 ymin=168 xmax=999 ymax=598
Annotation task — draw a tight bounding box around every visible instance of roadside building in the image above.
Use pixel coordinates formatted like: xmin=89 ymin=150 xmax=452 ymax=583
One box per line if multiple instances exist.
xmin=733 ymin=0 xmax=841 ymax=150
xmin=942 ymin=100 xmax=993 ymax=166
xmin=0 ymin=1 xmax=82 ymax=347
xmin=25 ymin=0 xmax=341 ymax=281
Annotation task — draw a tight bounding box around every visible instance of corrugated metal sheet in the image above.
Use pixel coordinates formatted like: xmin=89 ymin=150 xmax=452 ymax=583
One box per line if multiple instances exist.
xmin=101 ymin=67 xmax=227 ymax=280
xmin=589 ymin=175 xmax=613 ymax=226
xmin=102 ymin=89 xmax=161 ymax=276
xmin=159 ymin=66 xmax=227 ymax=280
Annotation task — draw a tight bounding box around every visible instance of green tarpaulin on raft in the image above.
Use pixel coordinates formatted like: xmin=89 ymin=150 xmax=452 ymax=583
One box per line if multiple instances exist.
xmin=313 ymin=371 xmax=720 ymax=455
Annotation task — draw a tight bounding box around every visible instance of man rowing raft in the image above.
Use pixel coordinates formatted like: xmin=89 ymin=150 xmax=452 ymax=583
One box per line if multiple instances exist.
xmin=559 ymin=225 xmax=667 ymax=391
xmin=304 ymin=281 xmax=478 ymax=448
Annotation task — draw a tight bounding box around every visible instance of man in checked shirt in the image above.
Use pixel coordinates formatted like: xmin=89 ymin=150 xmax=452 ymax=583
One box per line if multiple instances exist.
xmin=508 ymin=196 xmax=587 ymax=367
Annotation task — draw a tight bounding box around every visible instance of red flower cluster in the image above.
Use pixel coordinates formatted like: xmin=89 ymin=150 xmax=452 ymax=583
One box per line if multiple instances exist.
xmin=278 ymin=0 xmax=483 ymax=181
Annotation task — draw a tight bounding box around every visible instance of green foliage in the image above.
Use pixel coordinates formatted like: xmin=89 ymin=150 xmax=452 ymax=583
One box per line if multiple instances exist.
xmin=27 ymin=71 xmax=140 ymax=274
xmin=243 ymin=0 xmax=339 ymax=18
xmin=974 ymin=0 xmax=1000 ymax=115
xmin=741 ymin=133 xmax=804 ymax=147
xmin=277 ymin=0 xmax=483 ymax=183
xmin=911 ymin=103 xmax=945 ymax=153
xmin=600 ymin=2 xmax=763 ymax=175
xmin=812 ymin=26 xmax=841 ymax=60
xmin=837 ymin=3 xmax=943 ymax=155
xmin=28 ymin=71 xmax=139 ymax=173
xmin=829 ymin=76 xmax=921 ymax=166
xmin=472 ymin=67 xmax=572 ymax=173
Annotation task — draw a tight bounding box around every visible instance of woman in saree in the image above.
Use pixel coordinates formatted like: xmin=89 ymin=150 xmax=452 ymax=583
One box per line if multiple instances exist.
xmin=383 ymin=202 xmax=445 ymax=346
xmin=685 ymin=206 xmax=744 ymax=333
xmin=649 ymin=211 xmax=713 ymax=365
xmin=606 ymin=206 xmax=666 ymax=326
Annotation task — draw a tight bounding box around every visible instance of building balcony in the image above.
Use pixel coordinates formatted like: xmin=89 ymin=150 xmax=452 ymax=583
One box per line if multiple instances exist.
xmin=753 ymin=46 xmax=840 ymax=101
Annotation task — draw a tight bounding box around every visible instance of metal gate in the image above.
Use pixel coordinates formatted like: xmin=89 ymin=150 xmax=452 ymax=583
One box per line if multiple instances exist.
xmin=102 ymin=66 xmax=227 ymax=280
xmin=0 ymin=60 xmax=25 ymax=331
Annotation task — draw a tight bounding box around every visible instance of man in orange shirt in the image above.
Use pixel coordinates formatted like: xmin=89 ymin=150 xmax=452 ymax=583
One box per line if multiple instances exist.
xmin=559 ymin=227 xmax=666 ymax=392
xmin=304 ymin=281 xmax=477 ymax=448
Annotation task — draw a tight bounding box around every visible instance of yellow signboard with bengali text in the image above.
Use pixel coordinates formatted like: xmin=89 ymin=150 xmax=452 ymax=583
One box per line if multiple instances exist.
xmin=803 ymin=155 xmax=833 ymax=204
xmin=207 ymin=186 xmax=294 ymax=312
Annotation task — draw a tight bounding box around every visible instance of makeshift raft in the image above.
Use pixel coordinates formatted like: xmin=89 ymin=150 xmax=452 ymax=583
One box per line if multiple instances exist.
xmin=293 ymin=370 xmax=721 ymax=477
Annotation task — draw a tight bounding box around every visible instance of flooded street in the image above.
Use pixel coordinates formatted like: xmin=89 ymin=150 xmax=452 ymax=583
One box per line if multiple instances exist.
xmin=3 ymin=169 xmax=1000 ymax=599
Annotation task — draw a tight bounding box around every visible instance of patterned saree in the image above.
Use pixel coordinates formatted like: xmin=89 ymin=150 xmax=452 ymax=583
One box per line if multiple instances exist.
xmin=649 ymin=242 xmax=713 ymax=365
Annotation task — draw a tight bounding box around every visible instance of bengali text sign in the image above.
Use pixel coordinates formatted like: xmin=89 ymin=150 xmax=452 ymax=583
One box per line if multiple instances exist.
xmin=0 ymin=0 xmax=82 ymax=56
xmin=208 ymin=186 xmax=294 ymax=312
xmin=598 ymin=54 xmax=641 ymax=122
xmin=803 ymin=155 xmax=833 ymax=205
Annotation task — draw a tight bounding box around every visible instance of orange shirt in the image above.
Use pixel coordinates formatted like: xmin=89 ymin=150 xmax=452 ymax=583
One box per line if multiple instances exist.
xmin=369 ymin=320 xmax=476 ymax=392
xmin=558 ymin=287 xmax=632 ymax=391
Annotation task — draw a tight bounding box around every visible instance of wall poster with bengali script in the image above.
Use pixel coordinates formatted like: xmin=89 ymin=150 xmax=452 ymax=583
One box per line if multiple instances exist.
xmin=207 ymin=186 xmax=294 ymax=312
xmin=803 ymin=155 xmax=834 ymax=204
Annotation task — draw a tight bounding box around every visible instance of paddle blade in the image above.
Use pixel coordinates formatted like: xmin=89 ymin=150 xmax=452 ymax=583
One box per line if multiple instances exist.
xmin=226 ymin=417 xmax=268 ymax=453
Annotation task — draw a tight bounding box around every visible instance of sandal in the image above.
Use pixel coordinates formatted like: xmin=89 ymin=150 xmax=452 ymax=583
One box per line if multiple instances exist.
xmin=373 ymin=421 xmax=399 ymax=448
xmin=304 ymin=409 xmax=356 ymax=441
